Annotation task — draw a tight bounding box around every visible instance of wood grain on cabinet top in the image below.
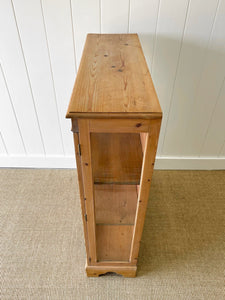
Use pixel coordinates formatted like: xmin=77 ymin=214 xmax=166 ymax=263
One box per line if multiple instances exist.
xmin=66 ymin=34 xmax=162 ymax=119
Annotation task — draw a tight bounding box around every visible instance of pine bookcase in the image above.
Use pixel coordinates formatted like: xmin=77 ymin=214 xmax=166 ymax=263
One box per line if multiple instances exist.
xmin=66 ymin=34 xmax=162 ymax=277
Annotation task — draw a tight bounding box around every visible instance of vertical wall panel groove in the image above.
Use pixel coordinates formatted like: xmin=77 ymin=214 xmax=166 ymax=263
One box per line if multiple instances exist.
xmin=40 ymin=0 xmax=65 ymax=155
xmin=70 ymin=0 xmax=78 ymax=73
xmin=159 ymin=0 xmax=191 ymax=156
xmin=127 ymin=0 xmax=131 ymax=33
xmin=41 ymin=0 xmax=76 ymax=155
xmin=200 ymin=77 xmax=225 ymax=156
xmin=161 ymin=0 xmax=220 ymax=156
xmin=183 ymin=0 xmax=219 ymax=130
xmin=11 ymin=0 xmax=46 ymax=155
xmin=0 ymin=65 xmax=25 ymax=155
xmin=179 ymin=0 xmax=222 ymax=157
xmin=200 ymin=76 xmax=225 ymax=154
xmin=11 ymin=0 xmax=64 ymax=155
xmin=129 ymin=0 xmax=160 ymax=71
xmin=0 ymin=132 xmax=8 ymax=155
xmin=71 ymin=0 xmax=100 ymax=67
xmin=219 ymin=140 xmax=225 ymax=157
xmin=0 ymin=0 xmax=46 ymax=155
xmin=199 ymin=77 xmax=225 ymax=156
xmin=0 ymin=65 xmax=26 ymax=154
xmin=151 ymin=0 xmax=161 ymax=71
xmin=180 ymin=0 xmax=225 ymax=157
xmin=99 ymin=0 xmax=102 ymax=33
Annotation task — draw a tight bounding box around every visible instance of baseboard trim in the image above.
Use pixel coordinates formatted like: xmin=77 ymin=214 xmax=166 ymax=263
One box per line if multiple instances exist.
xmin=0 ymin=155 xmax=224 ymax=170
xmin=154 ymin=156 xmax=225 ymax=170
xmin=0 ymin=155 xmax=76 ymax=168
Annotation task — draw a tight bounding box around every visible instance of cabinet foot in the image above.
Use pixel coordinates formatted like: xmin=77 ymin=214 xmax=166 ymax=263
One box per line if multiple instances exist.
xmin=85 ymin=264 xmax=137 ymax=278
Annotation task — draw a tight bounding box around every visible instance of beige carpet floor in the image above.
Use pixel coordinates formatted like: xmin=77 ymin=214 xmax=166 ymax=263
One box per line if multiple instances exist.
xmin=1 ymin=169 xmax=224 ymax=299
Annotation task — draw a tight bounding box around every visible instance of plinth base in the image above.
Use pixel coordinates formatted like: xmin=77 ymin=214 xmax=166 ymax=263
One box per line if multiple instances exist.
xmin=85 ymin=263 xmax=137 ymax=277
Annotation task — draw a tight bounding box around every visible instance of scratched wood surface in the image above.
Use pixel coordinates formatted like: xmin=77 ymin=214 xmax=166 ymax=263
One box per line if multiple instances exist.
xmin=66 ymin=34 xmax=162 ymax=118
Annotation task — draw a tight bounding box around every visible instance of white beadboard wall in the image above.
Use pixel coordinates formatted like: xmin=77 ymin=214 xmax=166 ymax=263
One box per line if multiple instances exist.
xmin=0 ymin=0 xmax=225 ymax=169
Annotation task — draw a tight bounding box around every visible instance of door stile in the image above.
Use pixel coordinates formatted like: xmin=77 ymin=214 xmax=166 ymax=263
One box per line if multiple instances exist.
xmin=78 ymin=119 xmax=97 ymax=264
xmin=129 ymin=118 xmax=161 ymax=263
xmin=72 ymin=128 xmax=90 ymax=262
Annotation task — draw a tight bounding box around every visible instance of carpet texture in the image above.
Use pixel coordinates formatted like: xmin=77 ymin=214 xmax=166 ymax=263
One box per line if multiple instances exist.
xmin=1 ymin=169 xmax=224 ymax=299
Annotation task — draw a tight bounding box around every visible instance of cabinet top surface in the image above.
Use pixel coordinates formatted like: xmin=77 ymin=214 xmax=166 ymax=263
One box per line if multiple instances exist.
xmin=66 ymin=34 xmax=162 ymax=119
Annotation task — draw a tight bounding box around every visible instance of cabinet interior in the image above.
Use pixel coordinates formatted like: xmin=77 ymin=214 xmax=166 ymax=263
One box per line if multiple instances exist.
xmin=91 ymin=132 xmax=147 ymax=262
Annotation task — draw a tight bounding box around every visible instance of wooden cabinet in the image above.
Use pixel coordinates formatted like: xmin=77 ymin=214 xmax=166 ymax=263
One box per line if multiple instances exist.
xmin=66 ymin=34 xmax=162 ymax=277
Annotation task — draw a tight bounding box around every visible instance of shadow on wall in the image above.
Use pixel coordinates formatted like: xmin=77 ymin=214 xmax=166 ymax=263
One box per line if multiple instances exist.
xmin=138 ymin=34 xmax=225 ymax=156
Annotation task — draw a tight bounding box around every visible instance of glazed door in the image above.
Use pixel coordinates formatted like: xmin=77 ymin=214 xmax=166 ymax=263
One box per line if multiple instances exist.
xmin=78 ymin=118 xmax=161 ymax=265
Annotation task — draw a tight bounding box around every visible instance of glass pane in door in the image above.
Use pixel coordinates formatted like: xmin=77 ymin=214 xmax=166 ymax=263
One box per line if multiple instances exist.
xmin=91 ymin=132 xmax=145 ymax=262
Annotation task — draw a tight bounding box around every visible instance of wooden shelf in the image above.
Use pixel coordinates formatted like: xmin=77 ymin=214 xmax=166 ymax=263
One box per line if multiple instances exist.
xmin=95 ymin=184 xmax=137 ymax=262
xmin=96 ymin=224 xmax=133 ymax=262
xmin=94 ymin=184 xmax=138 ymax=225
xmin=91 ymin=133 xmax=143 ymax=184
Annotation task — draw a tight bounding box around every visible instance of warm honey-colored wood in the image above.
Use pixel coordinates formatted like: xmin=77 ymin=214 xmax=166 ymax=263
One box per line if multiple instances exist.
xmin=73 ymin=132 xmax=90 ymax=261
xmin=91 ymin=133 xmax=143 ymax=184
xmin=96 ymin=225 xmax=133 ymax=261
xmin=69 ymin=112 xmax=162 ymax=119
xmin=85 ymin=264 xmax=137 ymax=277
xmin=91 ymin=261 xmax=136 ymax=266
xmin=67 ymin=33 xmax=162 ymax=277
xmin=94 ymin=184 xmax=138 ymax=225
xmin=89 ymin=119 xmax=151 ymax=133
xmin=66 ymin=34 xmax=162 ymax=119
xmin=78 ymin=119 xmax=97 ymax=264
xmin=130 ymin=119 xmax=161 ymax=263
xmin=71 ymin=118 xmax=79 ymax=132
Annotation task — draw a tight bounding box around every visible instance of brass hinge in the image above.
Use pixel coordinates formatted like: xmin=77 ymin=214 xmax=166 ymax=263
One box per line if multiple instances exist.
xmin=78 ymin=143 xmax=81 ymax=156
xmin=84 ymin=214 xmax=87 ymax=222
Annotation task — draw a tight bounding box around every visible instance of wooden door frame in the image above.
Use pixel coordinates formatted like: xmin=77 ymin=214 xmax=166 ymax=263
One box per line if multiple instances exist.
xmin=72 ymin=117 xmax=161 ymax=274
